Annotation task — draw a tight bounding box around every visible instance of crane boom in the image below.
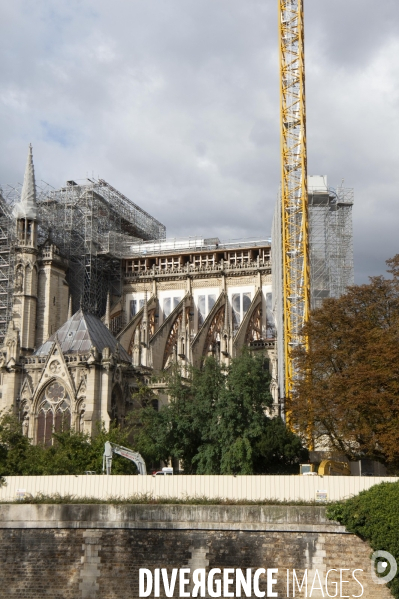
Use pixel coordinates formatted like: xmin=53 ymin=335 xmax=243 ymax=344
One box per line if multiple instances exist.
xmin=278 ymin=0 xmax=310 ymax=402
xmin=103 ymin=441 xmax=147 ymax=475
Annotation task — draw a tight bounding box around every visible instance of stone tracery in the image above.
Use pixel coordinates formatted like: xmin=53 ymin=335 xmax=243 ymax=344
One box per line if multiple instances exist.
xmin=36 ymin=380 xmax=71 ymax=446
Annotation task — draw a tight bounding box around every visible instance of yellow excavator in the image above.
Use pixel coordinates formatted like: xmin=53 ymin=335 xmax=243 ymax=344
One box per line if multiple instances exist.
xmin=300 ymin=460 xmax=351 ymax=476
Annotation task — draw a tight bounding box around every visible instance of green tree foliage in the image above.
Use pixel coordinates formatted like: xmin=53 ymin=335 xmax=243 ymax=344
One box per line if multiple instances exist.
xmin=0 ymin=352 xmax=307 ymax=476
xmin=327 ymin=482 xmax=399 ymax=599
xmin=134 ymin=350 xmax=308 ymax=474
xmin=0 ymin=412 xmax=139 ymax=475
xmin=289 ymin=255 xmax=399 ymax=471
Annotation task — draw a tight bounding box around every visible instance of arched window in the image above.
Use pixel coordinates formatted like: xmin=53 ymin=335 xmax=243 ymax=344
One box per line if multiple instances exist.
xmin=36 ymin=381 xmax=71 ymax=446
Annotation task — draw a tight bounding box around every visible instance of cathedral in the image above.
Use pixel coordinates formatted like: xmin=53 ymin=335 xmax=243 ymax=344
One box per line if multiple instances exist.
xmin=0 ymin=146 xmax=277 ymax=445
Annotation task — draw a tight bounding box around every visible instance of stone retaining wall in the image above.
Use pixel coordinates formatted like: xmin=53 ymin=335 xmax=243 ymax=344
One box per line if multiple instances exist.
xmin=0 ymin=505 xmax=393 ymax=599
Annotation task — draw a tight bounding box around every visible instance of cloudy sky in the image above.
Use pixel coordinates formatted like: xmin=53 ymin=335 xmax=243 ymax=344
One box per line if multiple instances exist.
xmin=1 ymin=0 xmax=398 ymax=283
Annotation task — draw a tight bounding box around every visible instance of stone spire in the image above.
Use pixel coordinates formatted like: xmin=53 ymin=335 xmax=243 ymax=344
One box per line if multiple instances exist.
xmin=181 ymin=297 xmax=186 ymax=333
xmin=140 ymin=291 xmax=149 ymax=367
xmin=67 ymin=296 xmax=73 ymax=319
xmin=142 ymin=291 xmax=148 ymax=325
xmin=141 ymin=291 xmax=148 ymax=346
xmin=221 ymin=295 xmax=231 ymax=361
xmin=13 ymin=144 xmax=37 ymax=220
xmin=104 ymin=292 xmax=111 ymax=329
xmin=223 ymin=295 xmax=230 ymax=333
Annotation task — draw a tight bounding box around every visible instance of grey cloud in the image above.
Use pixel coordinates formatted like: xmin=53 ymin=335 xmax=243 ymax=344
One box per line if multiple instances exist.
xmin=0 ymin=0 xmax=398 ymax=284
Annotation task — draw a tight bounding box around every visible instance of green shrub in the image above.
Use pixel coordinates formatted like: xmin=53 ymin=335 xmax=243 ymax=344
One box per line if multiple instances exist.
xmin=327 ymin=481 xmax=399 ymax=598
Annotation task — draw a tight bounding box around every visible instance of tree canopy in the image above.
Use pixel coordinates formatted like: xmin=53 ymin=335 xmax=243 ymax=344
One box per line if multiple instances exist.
xmin=0 ymin=351 xmax=307 ymax=476
xmin=134 ymin=349 xmax=307 ymax=474
xmin=0 ymin=412 xmax=139 ymax=476
xmin=289 ymin=255 xmax=399 ymax=471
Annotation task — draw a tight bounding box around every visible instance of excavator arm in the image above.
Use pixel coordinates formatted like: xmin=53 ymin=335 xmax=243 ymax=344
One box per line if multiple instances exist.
xmin=103 ymin=441 xmax=147 ymax=475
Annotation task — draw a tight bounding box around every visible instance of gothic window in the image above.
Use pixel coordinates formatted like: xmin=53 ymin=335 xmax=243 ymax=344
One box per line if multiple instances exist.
xmin=197 ymin=293 xmax=216 ymax=326
xmin=130 ymin=298 xmax=145 ymax=319
xmin=163 ymin=296 xmax=181 ymax=319
xmin=231 ymin=292 xmax=252 ymax=331
xmin=36 ymin=381 xmax=71 ymax=446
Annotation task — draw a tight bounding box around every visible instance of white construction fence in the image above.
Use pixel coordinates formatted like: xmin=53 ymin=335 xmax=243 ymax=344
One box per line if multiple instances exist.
xmin=0 ymin=475 xmax=397 ymax=503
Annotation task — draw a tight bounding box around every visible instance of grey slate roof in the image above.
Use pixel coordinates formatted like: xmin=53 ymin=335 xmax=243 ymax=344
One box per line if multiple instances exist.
xmin=34 ymin=309 xmax=131 ymax=362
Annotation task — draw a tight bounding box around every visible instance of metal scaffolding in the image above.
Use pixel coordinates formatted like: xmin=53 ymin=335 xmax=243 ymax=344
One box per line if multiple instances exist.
xmin=308 ymin=185 xmax=354 ymax=310
xmin=1 ymin=177 xmax=166 ymax=323
xmin=0 ymin=190 xmax=16 ymax=346
xmin=272 ymin=180 xmax=354 ymax=402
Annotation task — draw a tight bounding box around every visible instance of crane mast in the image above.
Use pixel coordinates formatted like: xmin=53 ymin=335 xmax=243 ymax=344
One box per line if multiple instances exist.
xmin=278 ymin=0 xmax=310 ymax=402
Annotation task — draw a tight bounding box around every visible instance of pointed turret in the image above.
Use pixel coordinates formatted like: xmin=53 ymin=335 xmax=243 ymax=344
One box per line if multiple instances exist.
xmin=141 ymin=291 xmax=149 ymax=353
xmin=223 ymin=296 xmax=230 ymax=333
xmin=178 ymin=297 xmax=189 ymax=362
xmin=14 ymin=144 xmax=38 ymax=249
xmin=14 ymin=144 xmax=37 ymax=221
xmin=67 ymin=296 xmax=73 ymax=320
xmin=181 ymin=298 xmax=186 ymax=333
xmin=11 ymin=145 xmax=39 ymax=352
xmin=140 ymin=291 xmax=151 ymax=368
xmin=142 ymin=291 xmax=148 ymax=326
xmin=104 ymin=292 xmax=111 ymax=329
xmin=221 ymin=295 xmax=231 ymax=360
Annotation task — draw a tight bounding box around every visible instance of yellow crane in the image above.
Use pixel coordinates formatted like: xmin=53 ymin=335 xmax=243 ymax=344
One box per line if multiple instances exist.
xmin=278 ymin=0 xmax=310 ymax=405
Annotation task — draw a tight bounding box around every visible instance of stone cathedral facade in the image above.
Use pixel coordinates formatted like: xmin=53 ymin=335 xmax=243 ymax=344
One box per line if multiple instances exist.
xmin=0 ymin=147 xmax=277 ymax=445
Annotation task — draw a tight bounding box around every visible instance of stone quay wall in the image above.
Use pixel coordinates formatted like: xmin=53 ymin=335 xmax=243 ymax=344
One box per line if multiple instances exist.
xmin=0 ymin=504 xmax=393 ymax=599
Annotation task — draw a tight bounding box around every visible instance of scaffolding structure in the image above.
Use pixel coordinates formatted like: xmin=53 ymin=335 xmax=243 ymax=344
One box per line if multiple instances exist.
xmin=1 ymin=177 xmax=166 ymax=325
xmin=0 ymin=190 xmax=16 ymax=346
xmin=308 ymin=185 xmax=354 ymax=310
xmin=272 ymin=181 xmax=354 ymax=401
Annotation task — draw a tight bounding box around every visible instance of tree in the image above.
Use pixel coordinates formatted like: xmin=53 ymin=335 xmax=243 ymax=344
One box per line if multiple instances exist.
xmin=132 ymin=358 xmax=225 ymax=473
xmin=0 ymin=411 xmax=44 ymax=475
xmin=0 ymin=411 xmax=141 ymax=476
xmin=134 ymin=350 xmax=307 ymax=474
xmin=208 ymin=350 xmax=274 ymax=474
xmin=255 ymin=417 xmax=308 ymax=474
xmin=289 ymin=255 xmax=399 ymax=471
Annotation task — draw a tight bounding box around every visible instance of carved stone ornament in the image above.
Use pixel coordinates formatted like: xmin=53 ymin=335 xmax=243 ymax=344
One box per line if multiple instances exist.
xmin=114 ymin=366 xmax=122 ymax=383
xmin=49 ymin=360 xmax=61 ymax=374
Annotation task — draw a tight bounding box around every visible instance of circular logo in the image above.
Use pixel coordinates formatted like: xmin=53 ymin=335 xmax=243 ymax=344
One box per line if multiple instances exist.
xmin=371 ymin=550 xmax=397 ymax=584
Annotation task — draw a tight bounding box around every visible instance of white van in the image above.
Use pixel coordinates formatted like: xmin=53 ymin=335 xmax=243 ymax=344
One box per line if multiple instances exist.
xmin=152 ymin=467 xmax=174 ymax=476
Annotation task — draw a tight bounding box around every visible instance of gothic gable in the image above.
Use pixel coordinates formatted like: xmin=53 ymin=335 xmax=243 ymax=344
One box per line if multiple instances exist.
xmin=33 ymin=337 xmax=76 ymax=406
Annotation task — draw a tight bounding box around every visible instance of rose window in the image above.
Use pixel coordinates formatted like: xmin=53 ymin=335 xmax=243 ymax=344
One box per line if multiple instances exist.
xmin=46 ymin=382 xmax=66 ymax=402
